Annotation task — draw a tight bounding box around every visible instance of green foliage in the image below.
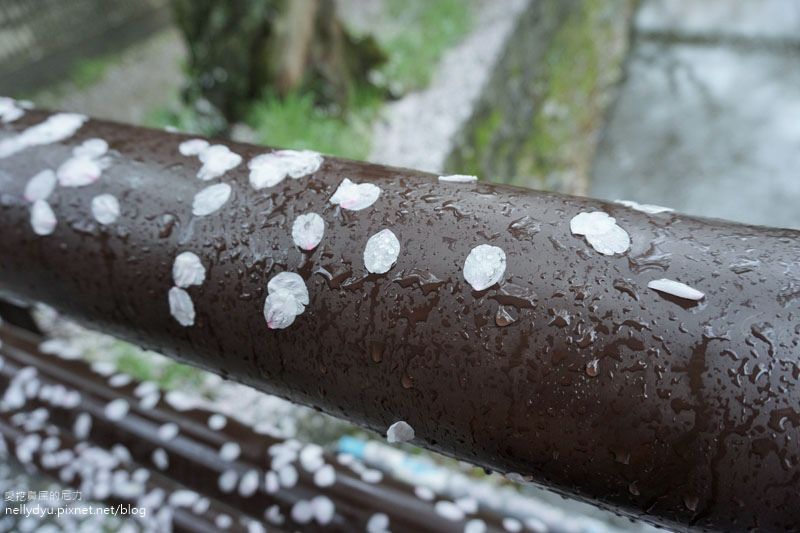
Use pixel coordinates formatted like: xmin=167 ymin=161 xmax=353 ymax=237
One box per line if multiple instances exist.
xmin=247 ymin=88 xmax=382 ymax=160
xmin=379 ymin=0 xmax=473 ymax=92
xmin=107 ymin=341 xmax=206 ymax=391
xmin=519 ymin=0 xmax=631 ymax=184
xmin=69 ymin=54 xmax=117 ymax=89
xmin=148 ymin=0 xmax=474 ymax=159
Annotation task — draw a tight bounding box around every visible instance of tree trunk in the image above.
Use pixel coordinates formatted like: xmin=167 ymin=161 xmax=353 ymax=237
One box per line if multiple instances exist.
xmin=171 ymin=0 xmax=384 ymax=126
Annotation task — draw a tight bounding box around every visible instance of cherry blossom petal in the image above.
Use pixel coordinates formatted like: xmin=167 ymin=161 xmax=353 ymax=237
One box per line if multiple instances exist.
xmin=364 ymin=229 xmax=400 ymax=274
xmin=23 ymin=169 xmax=56 ymax=202
xmin=463 ymin=244 xmax=506 ymax=291
xmin=192 ymin=183 xmax=231 ymax=216
xmin=30 ymin=200 xmax=56 ymax=236
xmin=172 ymin=252 xmax=206 ymax=288
xmin=292 ymin=213 xmax=325 ymax=250
xmin=330 ymin=178 xmax=380 ymax=211
xmin=91 ymin=194 xmax=120 ymax=225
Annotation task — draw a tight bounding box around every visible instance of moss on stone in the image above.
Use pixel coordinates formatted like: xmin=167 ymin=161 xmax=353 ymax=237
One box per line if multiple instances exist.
xmin=515 ymin=0 xmax=635 ymax=193
xmin=447 ymin=0 xmax=635 ymax=193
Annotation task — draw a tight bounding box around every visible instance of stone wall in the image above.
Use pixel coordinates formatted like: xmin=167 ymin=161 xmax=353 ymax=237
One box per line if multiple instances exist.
xmin=445 ymin=0 xmax=636 ymax=194
xmin=0 ymin=0 xmax=170 ymax=94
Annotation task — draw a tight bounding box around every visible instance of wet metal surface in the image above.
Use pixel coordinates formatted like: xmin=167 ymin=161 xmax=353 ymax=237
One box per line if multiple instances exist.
xmin=1 ymin=111 xmax=799 ymax=530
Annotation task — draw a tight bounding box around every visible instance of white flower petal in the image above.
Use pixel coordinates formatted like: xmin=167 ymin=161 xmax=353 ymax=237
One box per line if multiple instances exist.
xmin=91 ymin=194 xmax=120 ymax=225
xmin=313 ymin=465 xmax=336 ymax=488
xmin=615 ymin=199 xmax=674 ymax=214
xmin=463 ymin=244 xmax=506 ymax=291
xmin=647 ymin=279 xmax=705 ymax=301
xmin=248 ymin=150 xmax=323 ymax=190
xmin=73 ymin=138 xmax=108 ymax=158
xmin=330 ymin=178 xmax=380 ymax=211
xmin=267 ymin=272 xmax=309 ymax=310
xmin=263 ymin=292 xmax=299 ymax=329
xmin=0 ymin=113 xmax=87 ymax=159
xmin=30 ymin=200 xmax=56 ymax=236
xmin=192 ymin=183 xmax=231 ymax=216
xmin=311 ymin=495 xmax=335 ymax=525
xmin=0 ymin=97 xmax=24 ymax=123
xmin=438 ymin=174 xmax=478 ymax=183
xmin=292 ymin=213 xmax=325 ymax=250
xmin=364 ymin=229 xmax=400 ymax=274
xmin=104 ymin=399 xmax=129 ymax=421
xmin=386 ymin=421 xmax=414 ymax=443
xmin=366 ymin=513 xmax=390 ymax=533
xmin=179 ymin=139 xmax=210 ymax=157
xmin=197 ymin=144 xmax=241 ymax=180
xmin=248 ymin=163 xmax=286 ymax=189
xmin=585 ymin=225 xmax=630 ymax=256
xmin=172 ymin=252 xmax=206 ymax=288
xmin=569 ymin=211 xmax=616 ymax=236
xmin=57 ymin=156 xmax=104 ymax=187
xmin=168 ymin=287 xmax=195 ymax=326
xmin=24 ymin=169 xmax=57 ymax=202
xmin=571 ymin=211 xmax=630 ymax=255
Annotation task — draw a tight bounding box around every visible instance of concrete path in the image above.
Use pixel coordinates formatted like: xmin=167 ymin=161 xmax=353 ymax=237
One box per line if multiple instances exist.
xmin=591 ymin=0 xmax=800 ymax=229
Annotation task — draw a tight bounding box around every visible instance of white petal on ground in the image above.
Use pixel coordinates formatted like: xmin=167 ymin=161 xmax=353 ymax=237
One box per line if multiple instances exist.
xmin=172 ymin=252 xmax=206 ymax=288
xmin=366 ymin=513 xmax=390 ymax=533
xmin=197 ymin=144 xmax=242 ymax=181
xmin=291 ymin=501 xmax=314 ymax=524
xmin=30 ymin=200 xmax=56 ymax=236
xmin=463 ymin=244 xmax=506 ymax=291
xmin=311 ymin=495 xmax=335 ymax=525
xmin=615 ymin=199 xmax=674 ymax=214
xmin=438 ymin=174 xmax=478 ymax=183
xmin=192 ymin=183 xmax=231 ymax=216
xmin=267 ymin=272 xmax=309 ymax=310
xmin=313 ymin=465 xmax=336 ymax=487
xmin=104 ymin=399 xmax=129 ymax=421
xmin=434 ymin=501 xmax=465 ymax=521
xmin=0 ymin=113 xmax=87 ymax=159
xmin=291 ymin=213 xmax=325 ymax=250
xmin=465 ymin=519 xmax=487 ymax=533
xmin=23 ymin=169 xmax=57 ymax=202
xmin=179 ymin=139 xmax=210 ymax=157
xmin=364 ymin=229 xmax=400 ymax=274
xmin=329 ymin=178 xmax=380 ymax=211
xmin=647 ymin=278 xmax=705 ymax=301
xmin=386 ymin=421 xmax=415 ymax=443
xmin=158 ymin=423 xmax=179 ymax=441
xmin=168 ymin=287 xmax=195 ymax=327
xmin=91 ymin=194 xmax=120 ymax=224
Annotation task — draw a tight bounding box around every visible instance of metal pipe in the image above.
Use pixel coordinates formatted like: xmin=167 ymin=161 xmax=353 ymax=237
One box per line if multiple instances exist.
xmin=1 ymin=109 xmax=799 ymax=530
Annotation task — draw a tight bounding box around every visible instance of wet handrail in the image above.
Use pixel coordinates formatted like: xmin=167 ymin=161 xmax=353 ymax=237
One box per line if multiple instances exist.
xmin=1 ymin=109 xmax=799 ymax=530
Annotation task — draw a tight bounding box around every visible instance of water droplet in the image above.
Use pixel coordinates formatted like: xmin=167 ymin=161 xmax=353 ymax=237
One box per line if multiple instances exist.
xmin=495 ymin=306 xmax=516 ymax=327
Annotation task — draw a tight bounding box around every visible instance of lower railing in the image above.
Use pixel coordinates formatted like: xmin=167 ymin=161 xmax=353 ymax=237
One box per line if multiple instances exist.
xmin=1 ymin=107 xmax=799 ymax=530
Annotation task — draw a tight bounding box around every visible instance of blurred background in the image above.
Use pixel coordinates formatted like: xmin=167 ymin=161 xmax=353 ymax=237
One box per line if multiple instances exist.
xmin=1 ymin=0 xmax=798 ymax=530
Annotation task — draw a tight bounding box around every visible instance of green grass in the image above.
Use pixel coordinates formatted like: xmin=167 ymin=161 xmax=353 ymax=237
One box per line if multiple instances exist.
xmin=380 ymin=0 xmax=473 ymax=92
xmin=147 ymin=0 xmax=473 ymax=159
xmin=104 ymin=341 xmax=207 ymax=391
xmin=69 ymin=53 xmax=119 ymax=89
xmin=247 ymin=88 xmax=382 ymax=160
